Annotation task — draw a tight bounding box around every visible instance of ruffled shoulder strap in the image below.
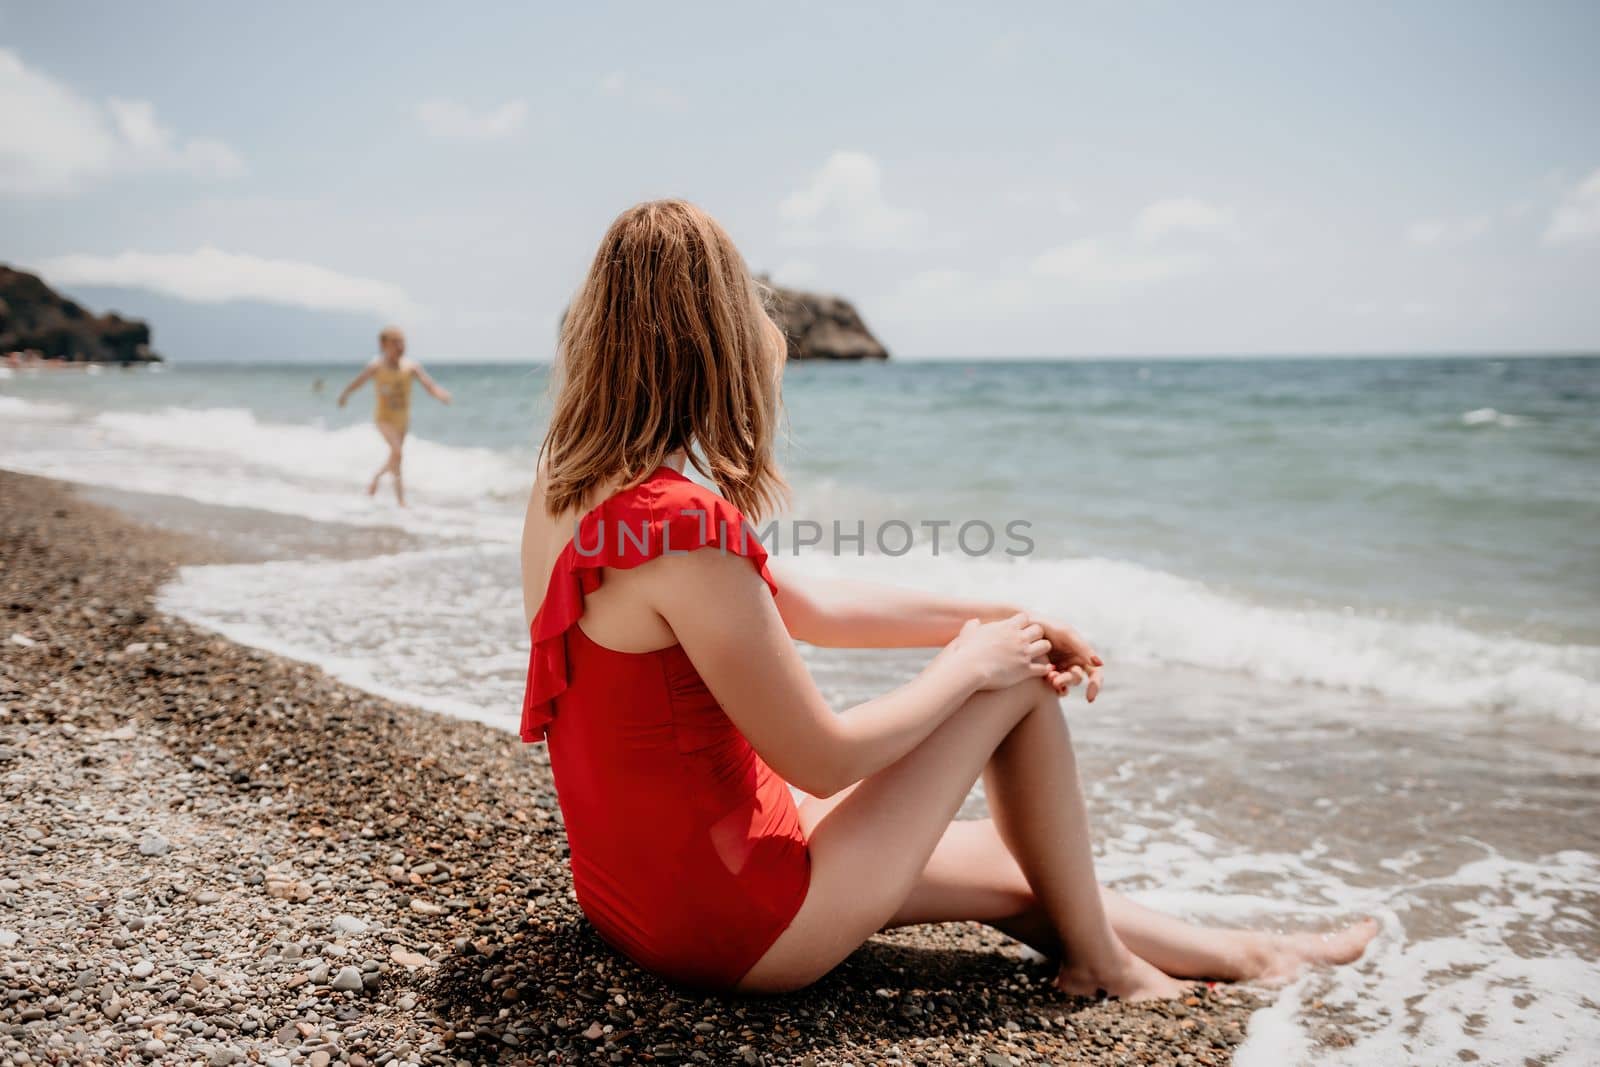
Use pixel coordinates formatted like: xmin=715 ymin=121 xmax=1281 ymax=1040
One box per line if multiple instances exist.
xmin=519 ymin=467 xmax=776 ymax=743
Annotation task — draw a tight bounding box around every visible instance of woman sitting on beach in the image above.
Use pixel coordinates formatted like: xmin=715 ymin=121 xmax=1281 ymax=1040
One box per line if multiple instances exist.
xmin=337 ymin=326 xmax=451 ymax=506
xmin=520 ymin=200 xmax=1376 ymax=998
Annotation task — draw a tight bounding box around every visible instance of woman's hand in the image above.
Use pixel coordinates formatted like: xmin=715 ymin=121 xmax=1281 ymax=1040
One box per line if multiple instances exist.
xmin=1035 ymin=618 xmax=1104 ymax=701
xmin=938 ymin=613 xmax=1052 ymax=692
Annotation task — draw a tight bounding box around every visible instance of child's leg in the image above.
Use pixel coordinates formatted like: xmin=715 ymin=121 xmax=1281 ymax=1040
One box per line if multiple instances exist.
xmin=372 ymin=422 xmax=404 ymax=500
xmin=388 ymin=427 xmax=406 ymax=507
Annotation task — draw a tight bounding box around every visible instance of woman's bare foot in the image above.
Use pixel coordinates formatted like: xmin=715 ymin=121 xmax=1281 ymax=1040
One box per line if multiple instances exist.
xmin=1056 ymin=951 xmax=1194 ymax=1003
xmin=366 ymin=475 xmax=381 ymax=497
xmin=1250 ymin=917 xmax=1379 ymax=984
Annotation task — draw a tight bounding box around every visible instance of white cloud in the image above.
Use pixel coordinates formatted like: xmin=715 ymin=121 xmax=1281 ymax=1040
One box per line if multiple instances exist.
xmin=1133 ymin=197 xmax=1232 ymax=242
xmin=39 ymin=247 xmax=419 ymax=319
xmin=1543 ymin=167 xmax=1600 ymax=245
xmin=415 ymin=98 xmax=528 ymax=141
xmin=595 ymin=71 xmax=686 ymax=112
xmin=1032 ymin=238 xmax=1205 ymax=284
xmin=1405 ymin=215 xmax=1490 ymax=246
xmin=778 ymin=150 xmax=925 ymax=249
xmin=0 ymin=48 xmax=243 ymax=195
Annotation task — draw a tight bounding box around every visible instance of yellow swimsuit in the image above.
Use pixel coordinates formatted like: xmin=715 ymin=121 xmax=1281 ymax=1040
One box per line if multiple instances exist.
xmin=372 ymin=361 xmax=413 ymax=434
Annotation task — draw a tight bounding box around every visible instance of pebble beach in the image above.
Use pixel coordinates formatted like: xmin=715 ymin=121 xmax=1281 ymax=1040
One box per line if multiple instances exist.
xmin=0 ymin=469 xmax=1267 ymax=1066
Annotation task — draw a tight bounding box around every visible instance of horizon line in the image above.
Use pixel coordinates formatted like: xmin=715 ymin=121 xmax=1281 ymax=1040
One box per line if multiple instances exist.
xmin=146 ymin=350 xmax=1600 ymax=367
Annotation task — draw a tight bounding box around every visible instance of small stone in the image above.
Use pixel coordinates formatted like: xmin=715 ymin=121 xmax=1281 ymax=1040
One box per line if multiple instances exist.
xmin=330 ymin=966 xmax=364 ymax=991
xmin=389 ymin=946 xmax=431 ymax=969
xmin=309 ymin=1052 xmax=332 ymax=1067
xmin=0 ymin=929 xmax=19 ymax=947
xmin=194 ymin=890 xmax=221 ymax=904
xmin=8 ymin=632 xmax=37 ymax=647
xmin=138 ymin=835 xmax=171 ymax=857
xmin=308 ymin=963 xmax=330 ymax=984
xmin=131 ymin=960 xmax=155 ymax=979
xmin=409 ymin=899 xmax=444 ymax=915
xmin=583 ymin=1023 xmax=604 ymax=1040
xmin=209 ymin=1049 xmax=239 ymax=1066
xmin=332 ymin=914 xmax=369 ymax=935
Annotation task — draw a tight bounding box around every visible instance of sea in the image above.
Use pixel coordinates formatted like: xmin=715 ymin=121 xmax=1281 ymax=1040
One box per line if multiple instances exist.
xmin=2 ymin=355 xmax=1597 ymax=1064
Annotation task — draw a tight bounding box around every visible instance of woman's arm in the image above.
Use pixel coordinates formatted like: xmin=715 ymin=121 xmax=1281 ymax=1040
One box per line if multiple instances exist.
xmin=770 ymin=561 xmax=1019 ymax=648
xmin=646 ymin=550 xmax=1049 ymax=799
xmin=770 ymin=560 xmax=1103 ymax=701
xmin=336 ymin=363 xmax=376 ymax=407
xmin=412 ymin=362 xmax=452 ymax=404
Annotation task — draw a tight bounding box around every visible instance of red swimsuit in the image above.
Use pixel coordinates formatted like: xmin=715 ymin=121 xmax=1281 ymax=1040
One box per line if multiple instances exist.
xmin=520 ymin=467 xmax=811 ymax=989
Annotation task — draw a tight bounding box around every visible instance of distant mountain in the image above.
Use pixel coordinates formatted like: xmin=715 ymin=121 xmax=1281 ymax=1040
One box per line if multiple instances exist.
xmin=1 ymin=265 xmax=161 ymax=363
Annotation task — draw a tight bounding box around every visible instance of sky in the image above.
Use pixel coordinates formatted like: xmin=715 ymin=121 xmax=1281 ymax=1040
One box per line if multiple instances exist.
xmin=2 ymin=1 xmax=1598 ymax=362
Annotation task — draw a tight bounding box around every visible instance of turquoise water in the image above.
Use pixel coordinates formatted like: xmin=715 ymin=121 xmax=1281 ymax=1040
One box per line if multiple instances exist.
xmin=7 ymin=356 xmax=1596 ymax=639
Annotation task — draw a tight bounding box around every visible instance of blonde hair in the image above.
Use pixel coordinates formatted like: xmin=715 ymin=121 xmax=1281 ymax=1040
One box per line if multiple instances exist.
xmin=540 ymin=199 xmax=786 ymax=520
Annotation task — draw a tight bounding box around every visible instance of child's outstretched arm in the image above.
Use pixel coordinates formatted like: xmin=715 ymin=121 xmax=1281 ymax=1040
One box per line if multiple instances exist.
xmin=337 ymin=362 xmax=377 ymax=407
xmin=414 ymin=363 xmax=452 ymax=405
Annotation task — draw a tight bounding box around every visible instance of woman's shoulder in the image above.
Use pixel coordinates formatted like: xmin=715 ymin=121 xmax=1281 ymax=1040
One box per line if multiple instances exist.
xmin=588 ymin=469 xmax=774 ymax=590
xmin=601 ymin=468 xmax=752 ymax=528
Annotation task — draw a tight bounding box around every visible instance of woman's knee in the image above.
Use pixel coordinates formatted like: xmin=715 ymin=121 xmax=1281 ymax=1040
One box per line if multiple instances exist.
xmin=994 ymin=676 xmax=1061 ymax=725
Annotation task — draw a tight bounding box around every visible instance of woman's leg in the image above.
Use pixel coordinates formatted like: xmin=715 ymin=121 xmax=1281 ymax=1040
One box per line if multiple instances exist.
xmin=887 ymin=818 xmax=1376 ymax=982
xmin=737 ymin=678 xmax=1186 ymax=1000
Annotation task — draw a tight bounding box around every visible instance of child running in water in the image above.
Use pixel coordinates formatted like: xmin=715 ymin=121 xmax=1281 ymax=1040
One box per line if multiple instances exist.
xmin=337 ymin=326 xmax=451 ymax=506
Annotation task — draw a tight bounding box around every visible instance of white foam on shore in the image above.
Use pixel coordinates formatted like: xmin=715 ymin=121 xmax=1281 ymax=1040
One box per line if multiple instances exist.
xmin=0 ymin=394 xmax=74 ymax=419
xmin=0 ymin=401 xmax=526 ymax=542
xmin=1088 ymin=787 xmax=1600 ymax=1066
xmin=156 ymin=544 xmax=528 ymax=734
xmin=93 ymin=406 xmax=531 ymax=503
xmin=1229 ymin=850 xmax=1600 ymax=1066
xmin=783 ymin=552 xmax=1600 ymax=727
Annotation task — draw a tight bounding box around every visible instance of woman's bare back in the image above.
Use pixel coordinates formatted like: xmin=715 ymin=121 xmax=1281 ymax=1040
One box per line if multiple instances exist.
xmin=519 ymin=468 xmax=679 ymax=652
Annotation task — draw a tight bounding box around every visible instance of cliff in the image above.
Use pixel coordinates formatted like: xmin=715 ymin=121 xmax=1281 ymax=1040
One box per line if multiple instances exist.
xmin=0 ymin=265 xmax=162 ymax=363
xmin=762 ymin=279 xmax=890 ymax=361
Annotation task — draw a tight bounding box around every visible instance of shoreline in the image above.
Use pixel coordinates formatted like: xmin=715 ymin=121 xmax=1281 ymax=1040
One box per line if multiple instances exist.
xmin=0 ymin=469 xmax=1265 ymax=1065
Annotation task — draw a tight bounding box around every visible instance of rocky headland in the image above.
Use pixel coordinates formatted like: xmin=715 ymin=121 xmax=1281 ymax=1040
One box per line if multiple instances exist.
xmin=0 ymin=265 xmax=161 ymax=364
xmin=761 ymin=280 xmax=890 ymax=361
